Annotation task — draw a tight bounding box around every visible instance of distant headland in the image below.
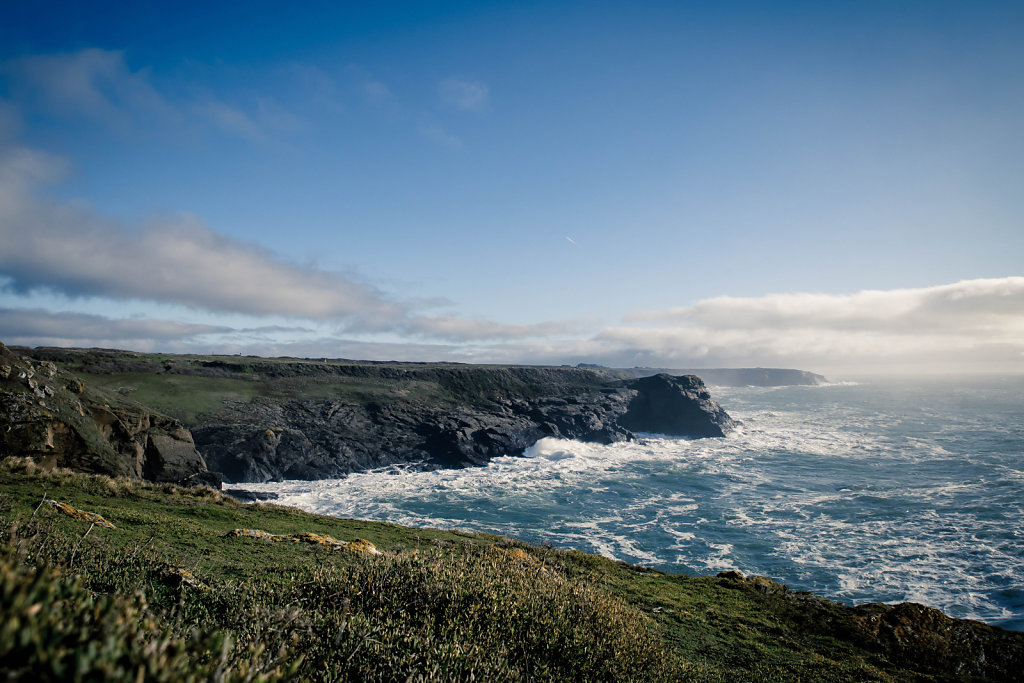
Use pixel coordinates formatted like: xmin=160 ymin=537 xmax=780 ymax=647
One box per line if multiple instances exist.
xmin=580 ymin=365 xmax=829 ymax=386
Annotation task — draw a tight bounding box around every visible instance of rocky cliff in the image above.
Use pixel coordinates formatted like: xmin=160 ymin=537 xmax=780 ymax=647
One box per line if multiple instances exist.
xmin=194 ymin=371 xmax=735 ymax=483
xmin=13 ymin=347 xmax=737 ymax=484
xmin=0 ymin=342 xmax=218 ymax=487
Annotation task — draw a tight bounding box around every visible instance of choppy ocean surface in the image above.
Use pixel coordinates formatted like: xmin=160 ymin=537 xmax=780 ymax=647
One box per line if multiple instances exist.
xmin=239 ymin=376 xmax=1024 ymax=631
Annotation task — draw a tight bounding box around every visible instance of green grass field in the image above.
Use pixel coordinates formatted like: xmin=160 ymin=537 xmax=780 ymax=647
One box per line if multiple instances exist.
xmin=1 ymin=459 xmax=985 ymax=682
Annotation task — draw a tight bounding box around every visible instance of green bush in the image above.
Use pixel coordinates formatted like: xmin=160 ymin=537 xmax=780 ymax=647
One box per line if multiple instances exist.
xmin=274 ymin=546 xmax=673 ymax=681
xmin=2 ymin=514 xmax=670 ymax=682
xmin=0 ymin=555 xmax=298 ymax=682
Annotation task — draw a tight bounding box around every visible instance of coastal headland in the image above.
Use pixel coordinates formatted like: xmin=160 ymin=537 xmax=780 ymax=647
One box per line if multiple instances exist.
xmin=3 ymin=342 xmax=737 ymax=484
xmin=2 ymin=340 xmax=1023 ymax=679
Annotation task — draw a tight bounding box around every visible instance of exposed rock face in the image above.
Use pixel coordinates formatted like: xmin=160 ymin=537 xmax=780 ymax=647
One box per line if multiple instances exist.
xmin=194 ymin=371 xmax=735 ymax=483
xmin=617 ymin=374 xmax=735 ymax=437
xmin=13 ymin=346 xmax=736 ymax=484
xmin=0 ymin=342 xmax=218 ymax=487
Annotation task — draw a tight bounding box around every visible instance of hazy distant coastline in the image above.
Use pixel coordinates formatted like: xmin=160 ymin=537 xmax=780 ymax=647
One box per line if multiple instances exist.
xmin=583 ymin=365 xmax=828 ymax=387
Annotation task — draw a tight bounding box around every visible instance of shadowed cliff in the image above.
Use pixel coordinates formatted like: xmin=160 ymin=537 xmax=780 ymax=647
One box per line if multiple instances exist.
xmin=11 ymin=345 xmax=736 ymax=483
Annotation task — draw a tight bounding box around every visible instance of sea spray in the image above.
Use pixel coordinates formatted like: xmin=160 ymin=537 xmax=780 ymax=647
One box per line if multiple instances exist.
xmin=239 ymin=377 xmax=1024 ymax=631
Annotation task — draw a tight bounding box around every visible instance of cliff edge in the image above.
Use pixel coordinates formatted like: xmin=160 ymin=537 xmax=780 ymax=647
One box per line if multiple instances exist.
xmin=12 ymin=347 xmax=736 ymax=483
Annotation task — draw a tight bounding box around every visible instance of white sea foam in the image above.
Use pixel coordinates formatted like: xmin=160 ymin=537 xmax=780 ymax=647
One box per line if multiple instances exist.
xmin=240 ymin=379 xmax=1024 ymax=631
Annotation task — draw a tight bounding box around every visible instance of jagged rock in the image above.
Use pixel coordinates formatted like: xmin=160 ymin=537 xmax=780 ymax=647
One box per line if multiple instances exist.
xmin=0 ymin=341 xmax=218 ymax=487
xmin=717 ymin=570 xmax=745 ymax=580
xmin=223 ymin=488 xmax=280 ymax=502
xmin=195 ymin=372 xmax=734 ymax=482
xmin=613 ymin=366 xmax=829 ymax=386
xmin=717 ymin=570 xmax=1024 ymax=680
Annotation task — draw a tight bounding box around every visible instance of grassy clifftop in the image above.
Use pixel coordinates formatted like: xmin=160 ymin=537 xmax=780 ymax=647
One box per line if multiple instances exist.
xmin=2 ymin=462 xmax=1020 ymax=681
xmin=17 ymin=346 xmax=622 ymax=426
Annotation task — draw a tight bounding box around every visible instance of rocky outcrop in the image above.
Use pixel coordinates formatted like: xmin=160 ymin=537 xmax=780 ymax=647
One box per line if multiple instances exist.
xmin=617 ymin=374 xmax=735 ymax=437
xmin=12 ymin=346 xmax=736 ymax=484
xmin=0 ymin=342 xmax=218 ymax=487
xmin=194 ymin=371 xmax=735 ymax=483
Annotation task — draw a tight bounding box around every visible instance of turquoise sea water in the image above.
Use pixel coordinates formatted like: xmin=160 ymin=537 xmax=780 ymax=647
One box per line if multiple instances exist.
xmin=241 ymin=377 xmax=1024 ymax=631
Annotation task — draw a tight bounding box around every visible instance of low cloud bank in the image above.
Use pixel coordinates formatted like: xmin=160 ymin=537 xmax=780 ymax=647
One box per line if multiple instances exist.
xmin=4 ymin=277 xmax=1021 ymax=376
xmin=606 ymin=278 xmax=1024 ymax=373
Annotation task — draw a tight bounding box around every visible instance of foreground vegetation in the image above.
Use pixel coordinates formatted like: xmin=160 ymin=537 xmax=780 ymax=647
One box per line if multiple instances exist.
xmin=1 ymin=461 xmax=1018 ymax=681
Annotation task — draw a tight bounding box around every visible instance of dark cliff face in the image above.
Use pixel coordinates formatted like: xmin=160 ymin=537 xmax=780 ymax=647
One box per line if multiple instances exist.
xmin=11 ymin=346 xmax=737 ymax=484
xmin=193 ymin=371 xmax=735 ymax=483
xmin=0 ymin=343 xmax=218 ymax=487
xmin=618 ymin=374 xmax=736 ymax=437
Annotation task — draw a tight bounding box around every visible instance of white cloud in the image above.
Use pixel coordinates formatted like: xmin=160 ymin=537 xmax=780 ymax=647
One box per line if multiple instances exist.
xmin=607 ymin=278 xmax=1024 ymax=374
xmin=625 ymin=279 xmax=1024 ymax=336
xmin=0 ymin=141 xmax=586 ymax=344
xmin=438 ymin=77 xmax=489 ymax=112
xmin=0 ymin=143 xmax=405 ymax=324
xmin=3 ymin=277 xmax=1021 ymax=375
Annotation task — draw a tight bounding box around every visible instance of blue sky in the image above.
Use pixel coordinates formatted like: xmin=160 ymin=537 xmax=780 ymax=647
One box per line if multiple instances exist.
xmin=1 ymin=1 xmax=1022 ymax=375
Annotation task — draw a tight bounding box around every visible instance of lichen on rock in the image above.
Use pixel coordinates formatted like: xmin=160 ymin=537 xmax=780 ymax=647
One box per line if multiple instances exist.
xmin=44 ymin=499 xmax=116 ymax=529
xmin=343 ymin=538 xmax=382 ymax=555
xmin=225 ymin=528 xmax=380 ymax=553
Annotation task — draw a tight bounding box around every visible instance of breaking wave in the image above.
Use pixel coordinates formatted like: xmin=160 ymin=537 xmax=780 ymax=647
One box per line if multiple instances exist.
xmin=238 ymin=377 xmax=1024 ymax=631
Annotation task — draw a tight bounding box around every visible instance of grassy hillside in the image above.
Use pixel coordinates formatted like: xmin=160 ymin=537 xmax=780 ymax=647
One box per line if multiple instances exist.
xmin=2 ymin=461 xmax=1017 ymax=681
xmin=19 ymin=347 xmax=621 ymax=426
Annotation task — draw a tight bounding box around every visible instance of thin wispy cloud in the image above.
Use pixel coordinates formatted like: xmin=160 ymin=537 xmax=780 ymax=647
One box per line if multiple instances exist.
xmin=438 ymin=77 xmax=489 ymax=112
xmin=402 ymin=316 xmax=577 ymax=341
xmin=417 ymin=120 xmax=462 ymax=148
xmin=2 ymin=48 xmax=316 ymax=146
xmin=196 ymin=101 xmax=267 ymax=142
xmin=363 ymin=80 xmax=392 ymax=105
xmin=0 ymin=49 xmax=173 ymax=129
xmin=0 ymin=308 xmax=230 ymax=345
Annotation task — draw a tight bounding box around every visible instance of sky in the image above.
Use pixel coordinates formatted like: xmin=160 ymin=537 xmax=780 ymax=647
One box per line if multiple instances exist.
xmin=0 ymin=0 xmax=1022 ymax=377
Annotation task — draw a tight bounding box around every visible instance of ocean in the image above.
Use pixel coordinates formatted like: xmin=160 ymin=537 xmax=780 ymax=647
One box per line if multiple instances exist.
xmin=238 ymin=376 xmax=1024 ymax=631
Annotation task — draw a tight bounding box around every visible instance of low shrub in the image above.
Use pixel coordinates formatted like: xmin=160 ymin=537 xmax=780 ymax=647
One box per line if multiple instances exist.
xmin=0 ymin=555 xmax=298 ymax=682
